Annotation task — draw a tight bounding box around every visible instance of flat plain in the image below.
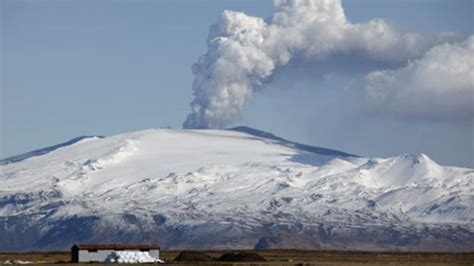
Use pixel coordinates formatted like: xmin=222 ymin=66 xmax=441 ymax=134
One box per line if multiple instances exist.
xmin=0 ymin=250 xmax=473 ymax=266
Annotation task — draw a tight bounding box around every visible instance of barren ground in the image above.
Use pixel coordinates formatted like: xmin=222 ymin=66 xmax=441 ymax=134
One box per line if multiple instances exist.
xmin=0 ymin=250 xmax=473 ymax=266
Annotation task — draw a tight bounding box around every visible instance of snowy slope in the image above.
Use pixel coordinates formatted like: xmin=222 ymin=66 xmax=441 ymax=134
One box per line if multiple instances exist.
xmin=0 ymin=127 xmax=473 ymax=251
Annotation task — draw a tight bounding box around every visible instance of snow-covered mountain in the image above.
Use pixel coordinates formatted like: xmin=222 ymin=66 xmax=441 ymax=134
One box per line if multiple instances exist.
xmin=0 ymin=127 xmax=473 ymax=251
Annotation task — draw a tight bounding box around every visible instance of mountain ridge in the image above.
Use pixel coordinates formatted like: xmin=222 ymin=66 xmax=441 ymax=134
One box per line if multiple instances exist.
xmin=0 ymin=136 xmax=103 ymax=166
xmin=0 ymin=126 xmax=356 ymax=165
xmin=0 ymin=127 xmax=472 ymax=251
xmin=229 ymin=126 xmax=358 ymax=158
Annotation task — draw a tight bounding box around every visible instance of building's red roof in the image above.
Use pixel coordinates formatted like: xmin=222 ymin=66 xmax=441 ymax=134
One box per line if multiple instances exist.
xmin=72 ymin=243 xmax=160 ymax=250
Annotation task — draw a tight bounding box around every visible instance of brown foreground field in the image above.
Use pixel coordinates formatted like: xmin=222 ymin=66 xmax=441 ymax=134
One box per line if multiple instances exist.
xmin=0 ymin=250 xmax=473 ymax=266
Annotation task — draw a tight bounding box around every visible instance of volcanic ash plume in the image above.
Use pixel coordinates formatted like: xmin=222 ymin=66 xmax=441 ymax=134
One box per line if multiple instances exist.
xmin=183 ymin=0 xmax=430 ymax=129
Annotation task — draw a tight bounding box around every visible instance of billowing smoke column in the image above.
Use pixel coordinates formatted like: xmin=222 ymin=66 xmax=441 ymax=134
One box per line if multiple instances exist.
xmin=182 ymin=0 xmax=431 ymax=129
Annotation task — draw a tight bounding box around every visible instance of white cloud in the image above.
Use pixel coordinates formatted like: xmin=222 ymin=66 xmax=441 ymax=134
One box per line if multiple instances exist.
xmin=365 ymin=36 xmax=474 ymax=120
xmin=183 ymin=0 xmax=456 ymax=129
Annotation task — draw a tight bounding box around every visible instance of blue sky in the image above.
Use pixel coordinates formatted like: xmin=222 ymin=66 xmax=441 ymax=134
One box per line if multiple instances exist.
xmin=1 ymin=0 xmax=473 ymax=167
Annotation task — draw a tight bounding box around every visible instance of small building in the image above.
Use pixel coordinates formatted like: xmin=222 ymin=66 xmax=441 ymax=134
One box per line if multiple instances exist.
xmin=71 ymin=243 xmax=160 ymax=263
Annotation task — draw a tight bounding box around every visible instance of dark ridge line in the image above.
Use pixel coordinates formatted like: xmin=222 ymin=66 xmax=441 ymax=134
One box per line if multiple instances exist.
xmin=1 ymin=126 xmax=357 ymax=166
xmin=229 ymin=126 xmax=358 ymax=158
xmin=0 ymin=136 xmax=103 ymax=166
